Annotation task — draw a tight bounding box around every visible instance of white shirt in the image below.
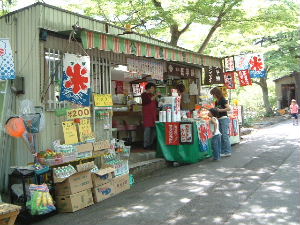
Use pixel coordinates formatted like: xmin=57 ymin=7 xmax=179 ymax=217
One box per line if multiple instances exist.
xmin=210 ymin=117 xmax=221 ymax=136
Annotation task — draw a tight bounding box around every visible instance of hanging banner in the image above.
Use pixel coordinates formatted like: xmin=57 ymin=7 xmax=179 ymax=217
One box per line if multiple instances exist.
xmin=78 ymin=118 xmax=94 ymax=142
xmin=60 ymin=53 xmax=91 ymax=106
xmin=0 ymin=39 xmax=16 ymax=80
xmin=196 ymin=121 xmax=212 ymax=152
xmin=93 ymin=94 xmax=113 ymax=107
xmin=212 ymin=67 xmax=225 ymax=84
xmin=224 ymin=56 xmax=235 ymax=72
xmin=62 ymin=121 xmax=79 ymax=145
xmin=66 ymin=107 xmax=91 ymax=120
xmin=229 ymin=118 xmax=239 ymax=136
xmin=165 ymin=122 xmax=180 ymax=145
xmin=237 ymin=70 xmax=252 ymax=86
xmin=127 ymin=58 xmax=164 ymax=81
xmin=249 ymin=54 xmax=266 ymax=78
xmin=203 ymin=66 xmax=213 ymax=85
xmin=224 ymin=72 xmax=236 ymax=89
xmin=115 ymin=81 xmax=124 ymax=94
xmin=234 ymin=55 xmax=250 ymax=71
xmin=180 ymin=122 xmax=193 ymax=144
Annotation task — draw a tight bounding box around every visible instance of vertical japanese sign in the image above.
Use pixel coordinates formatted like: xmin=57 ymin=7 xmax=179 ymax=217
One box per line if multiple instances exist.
xmin=229 ymin=118 xmax=239 ymax=136
xmin=165 ymin=122 xmax=180 ymax=145
xmin=224 ymin=56 xmax=235 ymax=72
xmin=224 ymin=72 xmax=236 ymax=89
xmin=238 ymin=70 xmax=252 ymax=86
xmin=60 ymin=53 xmax=91 ymax=106
xmin=180 ymin=122 xmax=193 ymax=144
xmin=0 ymin=39 xmax=16 ymax=80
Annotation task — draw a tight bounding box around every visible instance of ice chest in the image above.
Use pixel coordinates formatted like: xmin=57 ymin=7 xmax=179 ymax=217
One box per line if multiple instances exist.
xmin=92 ymin=167 xmax=115 ymax=187
xmin=92 ymin=182 xmax=114 ymax=203
xmin=55 ymin=171 xmax=92 ymax=196
xmin=56 ymin=189 xmax=94 ymax=213
xmin=113 ymin=174 xmax=130 ymax=195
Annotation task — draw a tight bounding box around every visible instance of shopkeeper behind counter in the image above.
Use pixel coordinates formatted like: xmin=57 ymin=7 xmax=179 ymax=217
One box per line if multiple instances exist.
xmin=141 ymin=83 xmax=160 ymax=149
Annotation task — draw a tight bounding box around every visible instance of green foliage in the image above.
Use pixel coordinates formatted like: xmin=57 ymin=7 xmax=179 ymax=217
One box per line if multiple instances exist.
xmin=0 ymin=0 xmax=15 ymax=16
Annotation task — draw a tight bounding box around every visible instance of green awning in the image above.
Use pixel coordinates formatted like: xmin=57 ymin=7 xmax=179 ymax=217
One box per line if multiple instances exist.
xmin=81 ymin=30 xmax=222 ymax=68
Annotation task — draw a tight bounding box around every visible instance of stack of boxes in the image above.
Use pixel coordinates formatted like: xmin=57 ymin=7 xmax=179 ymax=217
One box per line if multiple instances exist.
xmin=55 ymin=170 xmax=94 ymax=212
xmin=54 ymin=161 xmax=130 ymax=213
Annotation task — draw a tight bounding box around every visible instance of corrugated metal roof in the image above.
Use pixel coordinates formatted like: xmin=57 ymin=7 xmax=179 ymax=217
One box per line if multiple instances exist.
xmin=0 ymin=2 xmax=221 ymax=60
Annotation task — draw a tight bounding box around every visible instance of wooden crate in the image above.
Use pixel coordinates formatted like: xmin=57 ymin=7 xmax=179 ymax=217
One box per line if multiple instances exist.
xmin=0 ymin=203 xmax=21 ymax=225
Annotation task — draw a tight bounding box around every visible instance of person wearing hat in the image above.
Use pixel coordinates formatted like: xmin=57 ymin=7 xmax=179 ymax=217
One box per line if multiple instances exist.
xmin=290 ymin=99 xmax=299 ymax=126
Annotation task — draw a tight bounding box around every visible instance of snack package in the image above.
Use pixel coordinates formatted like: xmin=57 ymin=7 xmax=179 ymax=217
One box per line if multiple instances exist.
xmin=26 ymin=184 xmax=56 ymax=215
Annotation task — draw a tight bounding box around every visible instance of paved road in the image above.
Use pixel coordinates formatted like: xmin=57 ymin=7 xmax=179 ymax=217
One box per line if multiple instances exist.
xmin=33 ymin=121 xmax=300 ymax=225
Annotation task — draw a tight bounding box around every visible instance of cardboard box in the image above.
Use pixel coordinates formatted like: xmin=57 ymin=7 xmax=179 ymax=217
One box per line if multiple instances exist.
xmin=93 ymin=140 xmax=111 ymax=151
xmin=113 ymin=174 xmax=130 ymax=195
xmin=92 ymin=182 xmax=114 ymax=203
xmin=55 ymin=171 xmax=93 ymax=196
xmin=92 ymin=167 xmax=115 ymax=187
xmin=56 ymin=189 xmax=94 ymax=213
xmin=75 ymin=143 xmax=93 ymax=159
xmin=93 ymin=149 xmax=109 ymax=156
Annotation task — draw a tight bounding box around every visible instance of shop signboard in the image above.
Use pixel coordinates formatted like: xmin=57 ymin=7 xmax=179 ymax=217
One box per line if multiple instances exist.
xmin=93 ymin=94 xmax=113 ymax=107
xmin=78 ymin=119 xmax=94 ymax=142
xmin=165 ymin=122 xmax=180 ymax=145
xmin=180 ymin=122 xmax=193 ymax=144
xmin=166 ymin=63 xmax=196 ymax=78
xmin=62 ymin=121 xmax=79 ymax=145
xmin=66 ymin=107 xmax=91 ymax=120
xmin=127 ymin=58 xmax=164 ymax=80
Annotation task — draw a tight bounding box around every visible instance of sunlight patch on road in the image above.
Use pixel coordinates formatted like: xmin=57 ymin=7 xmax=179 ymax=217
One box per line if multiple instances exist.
xmin=180 ymin=198 xmax=191 ymax=203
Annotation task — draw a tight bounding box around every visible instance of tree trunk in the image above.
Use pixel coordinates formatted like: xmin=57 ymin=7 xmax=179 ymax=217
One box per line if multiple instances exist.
xmin=259 ymin=78 xmax=273 ymax=115
xmin=169 ymin=24 xmax=180 ymax=46
xmin=197 ymin=19 xmax=221 ymax=54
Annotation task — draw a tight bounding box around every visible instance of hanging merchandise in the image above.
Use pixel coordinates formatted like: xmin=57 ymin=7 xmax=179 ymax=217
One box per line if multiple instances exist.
xmin=234 ymin=55 xmax=250 ymax=71
xmin=238 ymin=70 xmax=252 ymax=86
xmin=60 ymin=53 xmax=91 ymax=106
xmin=0 ymin=38 xmax=16 ymax=80
xmin=165 ymin=122 xmax=180 ymax=145
xmin=189 ymin=81 xmax=198 ymax=96
xmin=180 ymin=122 xmax=193 ymax=144
xmin=224 ymin=56 xmax=235 ymax=72
xmin=115 ymin=81 xmax=124 ymax=94
xmin=249 ymin=54 xmax=267 ymax=78
xmin=26 ymin=184 xmax=56 ymax=215
xmin=224 ymin=72 xmax=236 ymax=89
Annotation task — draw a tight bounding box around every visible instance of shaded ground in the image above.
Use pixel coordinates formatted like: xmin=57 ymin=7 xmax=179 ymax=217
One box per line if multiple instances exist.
xmin=32 ymin=120 xmax=300 ymax=225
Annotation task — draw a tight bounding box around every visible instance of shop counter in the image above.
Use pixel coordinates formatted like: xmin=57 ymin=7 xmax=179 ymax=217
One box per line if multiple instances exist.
xmin=155 ymin=118 xmax=240 ymax=163
xmin=155 ymin=122 xmax=212 ymax=163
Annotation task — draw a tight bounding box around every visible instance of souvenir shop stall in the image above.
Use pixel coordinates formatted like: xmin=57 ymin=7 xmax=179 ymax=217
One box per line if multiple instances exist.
xmin=110 ymin=57 xmax=165 ymax=145
xmin=1 ymin=51 xmax=132 ymax=221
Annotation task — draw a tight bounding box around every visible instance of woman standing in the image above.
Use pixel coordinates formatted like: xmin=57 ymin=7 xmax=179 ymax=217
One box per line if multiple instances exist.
xmin=210 ymin=87 xmax=232 ymax=157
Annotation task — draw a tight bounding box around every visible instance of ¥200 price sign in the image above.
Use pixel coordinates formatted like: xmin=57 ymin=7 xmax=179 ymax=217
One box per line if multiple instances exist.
xmin=67 ymin=107 xmax=91 ymax=120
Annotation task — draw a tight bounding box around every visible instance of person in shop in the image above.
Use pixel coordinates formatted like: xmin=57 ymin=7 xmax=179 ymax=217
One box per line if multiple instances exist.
xmin=141 ymin=83 xmax=160 ymax=149
xmin=176 ymin=83 xmax=190 ymax=110
xmin=210 ymin=87 xmax=232 ymax=157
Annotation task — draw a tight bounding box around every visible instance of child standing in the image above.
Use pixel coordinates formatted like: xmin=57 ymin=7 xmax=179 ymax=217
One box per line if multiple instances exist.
xmin=290 ymin=99 xmax=299 ymax=126
xmin=208 ymin=108 xmax=222 ymax=161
